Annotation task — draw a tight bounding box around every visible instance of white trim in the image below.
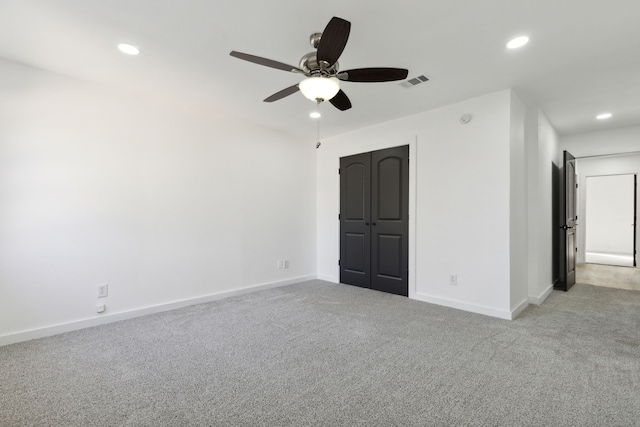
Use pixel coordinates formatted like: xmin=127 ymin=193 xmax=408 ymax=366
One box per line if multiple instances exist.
xmin=0 ymin=275 xmax=316 ymax=347
xmin=408 ymin=139 xmax=418 ymax=299
xmin=317 ymin=274 xmax=338 ymax=283
xmin=585 ymin=252 xmax=634 ymax=267
xmin=510 ymin=298 xmax=529 ymax=319
xmin=528 ymin=284 xmax=553 ymax=305
xmin=412 ymin=292 xmax=514 ymax=320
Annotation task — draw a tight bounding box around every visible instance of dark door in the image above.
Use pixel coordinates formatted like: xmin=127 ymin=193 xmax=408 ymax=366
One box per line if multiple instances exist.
xmin=557 ymin=150 xmax=577 ymax=291
xmin=340 ymin=146 xmax=409 ymax=297
xmin=370 ymin=147 xmax=409 ymax=295
xmin=339 ymin=152 xmax=371 ymax=289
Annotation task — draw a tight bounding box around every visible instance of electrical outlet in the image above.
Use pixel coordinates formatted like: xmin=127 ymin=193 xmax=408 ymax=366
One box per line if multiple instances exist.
xmin=449 ymin=274 xmax=458 ymax=286
xmin=96 ymin=303 xmax=105 ymax=313
xmin=277 ymin=260 xmax=283 ymax=269
xmin=97 ymin=284 xmax=108 ymax=298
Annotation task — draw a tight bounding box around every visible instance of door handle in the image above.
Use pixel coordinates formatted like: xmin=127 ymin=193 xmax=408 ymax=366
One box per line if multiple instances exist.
xmin=560 ymin=225 xmax=574 ymax=230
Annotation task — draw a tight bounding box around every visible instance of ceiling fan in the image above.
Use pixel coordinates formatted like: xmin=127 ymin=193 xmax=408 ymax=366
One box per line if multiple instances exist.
xmin=230 ymin=17 xmax=408 ymax=111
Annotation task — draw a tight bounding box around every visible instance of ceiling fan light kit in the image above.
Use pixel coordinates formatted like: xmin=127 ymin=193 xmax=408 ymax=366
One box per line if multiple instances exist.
xmin=299 ymin=76 xmax=340 ymax=102
xmin=230 ymin=16 xmax=409 ymax=111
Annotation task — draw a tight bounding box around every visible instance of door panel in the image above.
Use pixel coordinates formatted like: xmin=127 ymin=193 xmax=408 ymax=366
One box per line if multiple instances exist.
xmin=345 ymin=163 xmax=367 ymax=220
xmin=344 ymin=233 xmax=366 ymax=274
xmin=376 ymin=234 xmax=402 ymax=278
xmin=377 ymin=157 xmax=402 ymax=220
xmin=371 ymin=146 xmax=409 ymax=296
xmin=340 ymin=153 xmax=371 ymax=288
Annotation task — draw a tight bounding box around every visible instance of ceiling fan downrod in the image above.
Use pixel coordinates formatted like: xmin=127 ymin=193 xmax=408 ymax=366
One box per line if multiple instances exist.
xmin=315 ymin=101 xmax=322 ymax=149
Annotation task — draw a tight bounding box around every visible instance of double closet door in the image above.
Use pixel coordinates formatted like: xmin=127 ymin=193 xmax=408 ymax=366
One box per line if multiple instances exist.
xmin=339 ymin=145 xmax=409 ymax=297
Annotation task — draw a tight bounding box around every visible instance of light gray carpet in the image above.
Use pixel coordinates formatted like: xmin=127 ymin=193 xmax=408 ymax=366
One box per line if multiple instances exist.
xmin=1 ymin=280 xmax=639 ymax=426
xmin=577 ymin=262 xmax=640 ymax=292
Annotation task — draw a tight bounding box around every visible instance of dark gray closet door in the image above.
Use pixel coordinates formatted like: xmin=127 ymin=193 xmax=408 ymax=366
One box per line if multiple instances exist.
xmin=339 ymin=145 xmax=408 ymax=297
xmin=371 ymin=146 xmax=409 ymax=296
xmin=339 ymin=152 xmax=371 ymax=289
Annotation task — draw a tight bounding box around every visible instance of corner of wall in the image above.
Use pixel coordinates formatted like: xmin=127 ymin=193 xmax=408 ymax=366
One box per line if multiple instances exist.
xmin=509 ymin=91 xmax=529 ymax=310
xmin=528 ymin=284 xmax=553 ymax=305
xmin=510 ymin=297 xmax=529 ymax=320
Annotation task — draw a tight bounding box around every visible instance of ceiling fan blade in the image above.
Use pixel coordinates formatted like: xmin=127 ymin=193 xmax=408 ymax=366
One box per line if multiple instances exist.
xmin=263 ymin=84 xmax=300 ymax=102
xmin=338 ymin=68 xmax=409 ymax=82
xmin=317 ymin=17 xmax=351 ymax=67
xmin=230 ymin=51 xmax=304 ymax=73
xmin=329 ymin=89 xmax=352 ymax=111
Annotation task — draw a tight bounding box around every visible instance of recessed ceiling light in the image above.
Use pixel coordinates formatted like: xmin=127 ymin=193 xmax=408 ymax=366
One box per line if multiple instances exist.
xmin=310 ymin=112 xmax=322 ymax=119
xmin=118 ymin=43 xmax=140 ymax=55
xmin=507 ymin=36 xmax=529 ymax=49
xmin=596 ymin=113 xmax=612 ymax=120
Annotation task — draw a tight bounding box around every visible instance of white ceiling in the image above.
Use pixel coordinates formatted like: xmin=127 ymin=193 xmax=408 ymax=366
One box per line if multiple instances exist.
xmin=1 ymin=0 xmax=639 ymax=139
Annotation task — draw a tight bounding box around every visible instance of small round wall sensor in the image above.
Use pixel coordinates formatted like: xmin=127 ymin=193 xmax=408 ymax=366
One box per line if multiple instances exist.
xmin=460 ymin=114 xmax=472 ymax=124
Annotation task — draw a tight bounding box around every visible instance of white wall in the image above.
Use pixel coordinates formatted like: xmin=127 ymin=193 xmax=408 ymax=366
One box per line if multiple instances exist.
xmin=509 ymin=92 xmax=528 ymax=314
xmin=317 ymin=90 xmax=522 ymax=319
xmin=561 ymin=125 xmax=640 ymax=158
xmin=0 ymin=60 xmax=317 ymax=344
xmin=533 ymin=111 xmax=559 ymax=301
xmin=525 ymin=107 xmax=540 ymax=304
xmin=523 ymin=106 xmax=558 ymax=305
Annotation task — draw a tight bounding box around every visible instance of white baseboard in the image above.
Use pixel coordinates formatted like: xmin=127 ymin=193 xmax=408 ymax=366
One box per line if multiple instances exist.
xmin=510 ymin=298 xmax=529 ymax=319
xmin=0 ymin=275 xmax=316 ymax=347
xmin=412 ymin=293 xmax=515 ymax=320
xmin=585 ymin=252 xmax=634 ymax=267
xmin=528 ymin=284 xmax=553 ymax=305
xmin=317 ymin=274 xmax=338 ymax=283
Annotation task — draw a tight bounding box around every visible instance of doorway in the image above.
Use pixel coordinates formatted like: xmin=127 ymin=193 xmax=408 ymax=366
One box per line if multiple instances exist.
xmin=339 ymin=145 xmax=409 ymax=297
xmin=568 ymin=152 xmax=640 ymax=292
xmin=584 ymin=174 xmax=636 ymax=267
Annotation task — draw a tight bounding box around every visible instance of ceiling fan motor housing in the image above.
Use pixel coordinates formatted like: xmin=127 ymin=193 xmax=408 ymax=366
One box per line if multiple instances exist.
xmin=299 ymin=52 xmax=339 ymax=76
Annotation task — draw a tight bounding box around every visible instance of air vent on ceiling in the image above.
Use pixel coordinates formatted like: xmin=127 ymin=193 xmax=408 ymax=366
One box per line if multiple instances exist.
xmin=399 ymin=74 xmax=429 ymax=88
